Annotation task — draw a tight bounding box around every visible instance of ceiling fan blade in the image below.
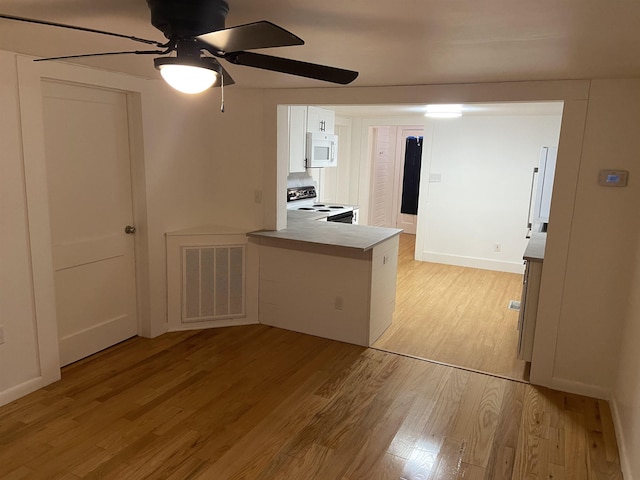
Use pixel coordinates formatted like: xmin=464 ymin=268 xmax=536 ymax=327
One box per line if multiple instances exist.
xmin=0 ymin=12 xmax=166 ymax=47
xmin=224 ymin=51 xmax=358 ymax=85
xmin=33 ymin=50 xmax=169 ymax=62
xmin=197 ymin=21 xmax=303 ymax=54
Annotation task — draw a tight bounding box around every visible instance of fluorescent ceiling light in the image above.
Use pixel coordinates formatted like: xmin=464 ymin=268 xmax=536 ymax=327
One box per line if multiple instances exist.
xmin=154 ymin=57 xmax=221 ymax=94
xmin=425 ymin=104 xmax=463 ymax=118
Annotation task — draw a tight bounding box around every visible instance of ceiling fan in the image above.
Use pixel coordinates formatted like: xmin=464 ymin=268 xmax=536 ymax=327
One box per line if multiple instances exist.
xmin=0 ymin=0 xmax=359 ymax=95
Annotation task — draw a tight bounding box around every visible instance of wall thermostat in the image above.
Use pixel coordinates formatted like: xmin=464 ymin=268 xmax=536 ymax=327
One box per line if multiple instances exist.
xmin=598 ymin=170 xmax=629 ymax=187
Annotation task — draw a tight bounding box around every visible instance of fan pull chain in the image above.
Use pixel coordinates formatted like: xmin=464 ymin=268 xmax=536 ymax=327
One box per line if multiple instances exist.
xmin=220 ymin=74 xmax=225 ymax=113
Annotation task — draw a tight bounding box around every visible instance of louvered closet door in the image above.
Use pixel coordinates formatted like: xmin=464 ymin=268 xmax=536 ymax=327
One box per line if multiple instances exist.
xmin=370 ymin=126 xmax=398 ymax=227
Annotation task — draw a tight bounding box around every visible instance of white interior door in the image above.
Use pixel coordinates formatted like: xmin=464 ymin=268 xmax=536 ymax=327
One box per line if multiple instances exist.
xmin=394 ymin=128 xmax=424 ymax=234
xmin=42 ymin=80 xmax=138 ymax=367
xmin=369 ymin=126 xmax=398 ymax=226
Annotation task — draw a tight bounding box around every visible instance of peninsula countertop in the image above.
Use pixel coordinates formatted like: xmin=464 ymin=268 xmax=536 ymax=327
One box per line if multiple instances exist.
xmin=248 ymin=213 xmax=403 ymax=252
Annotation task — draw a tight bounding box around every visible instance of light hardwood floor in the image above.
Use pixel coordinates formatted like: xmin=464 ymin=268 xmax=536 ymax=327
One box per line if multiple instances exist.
xmin=374 ymin=234 xmax=530 ymax=381
xmin=0 ymin=325 xmax=622 ymax=479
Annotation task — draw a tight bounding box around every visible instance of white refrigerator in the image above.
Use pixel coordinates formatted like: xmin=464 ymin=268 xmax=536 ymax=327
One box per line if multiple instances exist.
xmin=527 ymin=146 xmax=558 ymax=235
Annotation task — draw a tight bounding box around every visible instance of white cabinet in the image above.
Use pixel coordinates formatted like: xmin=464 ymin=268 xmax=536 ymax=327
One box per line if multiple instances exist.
xmin=287 ymin=106 xmax=336 ymax=173
xmin=517 ymin=259 xmax=542 ymax=361
xmin=288 ymin=106 xmax=307 ymax=173
xmin=517 ymin=233 xmax=546 ymax=362
xmin=307 ymin=106 xmax=335 ymax=134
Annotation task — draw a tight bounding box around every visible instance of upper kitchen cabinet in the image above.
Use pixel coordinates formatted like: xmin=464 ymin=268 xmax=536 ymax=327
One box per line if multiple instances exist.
xmin=307 ymin=106 xmax=335 ymax=134
xmin=287 ymin=106 xmax=337 ymax=173
xmin=288 ymin=106 xmax=307 ymax=173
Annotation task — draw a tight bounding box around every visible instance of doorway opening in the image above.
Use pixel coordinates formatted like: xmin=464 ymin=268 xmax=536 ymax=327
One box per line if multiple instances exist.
xmin=375 ymin=233 xmax=529 ymax=380
xmin=368 ymin=126 xmax=424 ymax=233
xmin=327 ymin=101 xmax=564 ymax=382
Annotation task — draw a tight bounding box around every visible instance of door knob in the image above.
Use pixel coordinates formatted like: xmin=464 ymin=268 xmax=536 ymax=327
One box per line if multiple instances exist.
xmin=124 ymin=225 xmax=136 ymax=234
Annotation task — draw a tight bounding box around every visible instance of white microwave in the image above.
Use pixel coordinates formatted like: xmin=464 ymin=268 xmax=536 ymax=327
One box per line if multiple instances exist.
xmin=306 ymin=133 xmax=338 ymax=168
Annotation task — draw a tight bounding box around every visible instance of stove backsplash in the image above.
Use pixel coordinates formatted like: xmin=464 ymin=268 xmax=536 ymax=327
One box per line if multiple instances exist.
xmin=287 ymin=172 xmax=316 ymax=189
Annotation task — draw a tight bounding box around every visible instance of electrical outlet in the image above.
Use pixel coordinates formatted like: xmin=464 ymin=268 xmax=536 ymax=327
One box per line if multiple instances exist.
xmin=494 ymin=243 xmax=502 ymax=252
xmin=0 ymin=325 xmax=5 ymax=345
xmin=254 ymin=190 xmax=263 ymax=204
xmin=335 ymin=296 xmax=344 ymax=310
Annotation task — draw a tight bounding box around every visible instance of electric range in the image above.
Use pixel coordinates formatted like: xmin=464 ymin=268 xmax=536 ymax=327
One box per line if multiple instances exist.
xmin=286 ymin=186 xmax=355 ymax=223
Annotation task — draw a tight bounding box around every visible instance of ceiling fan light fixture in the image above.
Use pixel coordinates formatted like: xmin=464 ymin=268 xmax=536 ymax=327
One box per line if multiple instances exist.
xmin=2 ymin=6 xmax=359 ymax=90
xmin=154 ymin=56 xmax=221 ymax=94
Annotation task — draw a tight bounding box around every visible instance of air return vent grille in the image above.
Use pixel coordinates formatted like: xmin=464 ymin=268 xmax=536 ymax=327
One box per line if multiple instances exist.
xmin=182 ymin=245 xmax=245 ymax=322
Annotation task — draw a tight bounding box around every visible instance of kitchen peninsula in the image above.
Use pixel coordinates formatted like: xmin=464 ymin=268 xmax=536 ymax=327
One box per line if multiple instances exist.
xmin=248 ymin=217 xmax=402 ymax=346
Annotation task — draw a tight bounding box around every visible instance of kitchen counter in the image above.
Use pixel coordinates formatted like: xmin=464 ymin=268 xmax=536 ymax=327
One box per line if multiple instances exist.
xmin=247 ymin=212 xmax=403 ymax=251
xmin=524 ymin=232 xmax=547 ymax=262
xmin=166 ymin=224 xmax=249 ymax=236
xmin=255 ymin=214 xmax=401 ymax=347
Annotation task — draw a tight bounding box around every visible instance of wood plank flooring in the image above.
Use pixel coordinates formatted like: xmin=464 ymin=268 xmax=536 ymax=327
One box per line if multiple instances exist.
xmin=0 ymin=325 xmax=622 ymax=479
xmin=374 ymin=234 xmax=530 ymax=381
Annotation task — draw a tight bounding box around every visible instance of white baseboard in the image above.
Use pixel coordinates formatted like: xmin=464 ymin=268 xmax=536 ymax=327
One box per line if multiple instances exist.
xmin=542 ymin=376 xmax=610 ymax=400
xmin=534 ymin=378 xmax=633 ymax=477
xmin=0 ymin=377 xmax=46 ymax=407
xmin=58 ymin=314 xmax=137 ymax=367
xmin=610 ymin=394 xmax=634 ymax=480
xmin=167 ymin=318 xmax=259 ymax=333
xmin=420 ymin=251 xmax=525 ymax=274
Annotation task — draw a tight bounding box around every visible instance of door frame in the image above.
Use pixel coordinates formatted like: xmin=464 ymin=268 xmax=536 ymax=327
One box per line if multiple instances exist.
xmin=366 ymin=125 xmax=425 ymax=230
xmin=392 ymin=126 xmax=424 ymax=232
xmin=16 ymin=57 xmax=151 ymax=384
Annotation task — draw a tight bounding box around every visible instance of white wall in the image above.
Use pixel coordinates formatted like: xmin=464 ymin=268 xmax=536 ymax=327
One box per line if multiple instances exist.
xmin=139 ymin=83 xmax=264 ymax=337
xmin=549 ymin=80 xmax=640 ymax=395
xmin=0 ymin=50 xmax=265 ymax=405
xmin=612 ymin=233 xmax=640 ymax=479
xmin=0 ymin=51 xmax=46 ymax=399
xmin=554 ymin=82 xmax=640 ymax=478
xmin=417 ymin=114 xmax=562 ymax=273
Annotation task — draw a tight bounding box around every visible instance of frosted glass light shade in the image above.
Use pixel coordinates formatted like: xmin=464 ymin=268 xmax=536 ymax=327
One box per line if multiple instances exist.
xmin=424 ymin=104 xmax=463 ymax=118
xmin=158 ymin=64 xmax=218 ymax=94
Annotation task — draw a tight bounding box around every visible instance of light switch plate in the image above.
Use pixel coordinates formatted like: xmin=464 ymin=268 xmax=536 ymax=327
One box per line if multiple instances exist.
xmin=598 ymin=170 xmax=629 ymax=187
